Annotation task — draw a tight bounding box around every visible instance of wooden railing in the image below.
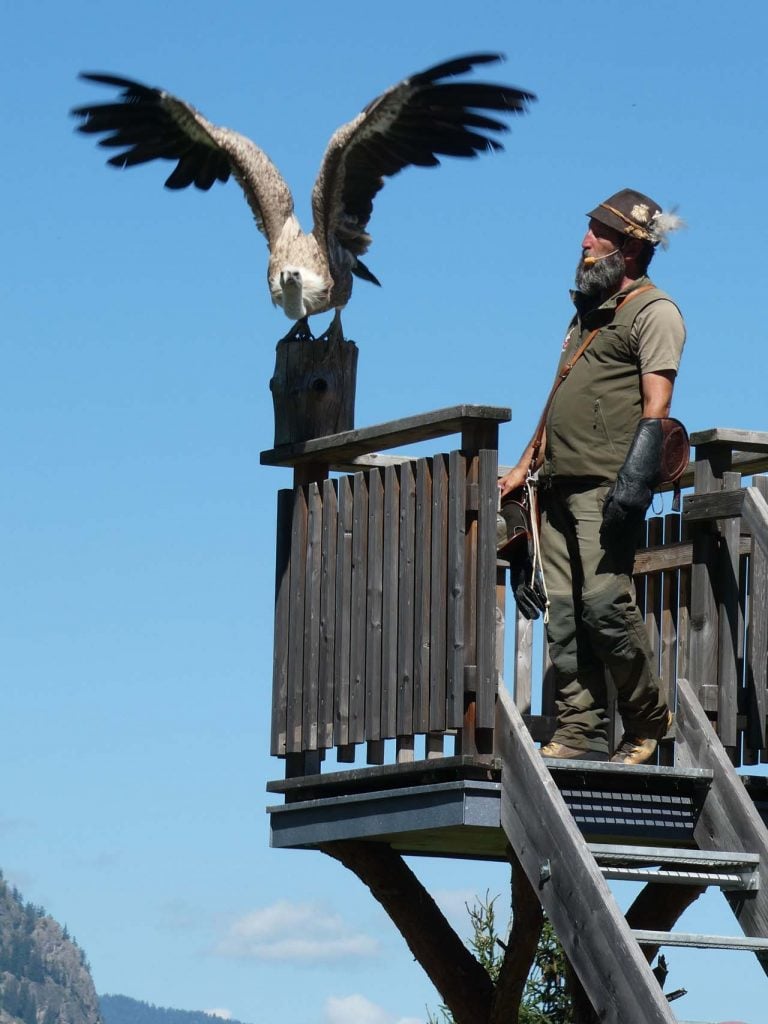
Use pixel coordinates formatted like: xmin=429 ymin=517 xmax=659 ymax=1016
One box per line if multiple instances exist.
xmin=262 ymin=406 xmax=507 ymax=776
xmin=263 ymin=417 xmax=768 ymax=775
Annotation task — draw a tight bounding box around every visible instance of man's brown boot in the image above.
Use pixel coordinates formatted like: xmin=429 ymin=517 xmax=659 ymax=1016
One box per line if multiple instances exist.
xmin=610 ymin=709 xmax=674 ymax=765
xmin=540 ymin=742 xmax=609 ymax=762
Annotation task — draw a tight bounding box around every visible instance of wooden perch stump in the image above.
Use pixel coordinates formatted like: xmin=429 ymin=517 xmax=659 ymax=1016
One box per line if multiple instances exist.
xmin=270 ymin=323 xmax=358 ymax=446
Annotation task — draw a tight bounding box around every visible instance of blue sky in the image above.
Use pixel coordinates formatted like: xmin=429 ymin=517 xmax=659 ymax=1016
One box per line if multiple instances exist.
xmin=2 ymin=1 xmax=766 ymax=1022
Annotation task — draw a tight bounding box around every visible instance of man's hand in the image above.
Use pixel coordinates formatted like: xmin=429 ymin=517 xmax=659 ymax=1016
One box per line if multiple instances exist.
xmin=498 ymin=463 xmax=528 ymax=500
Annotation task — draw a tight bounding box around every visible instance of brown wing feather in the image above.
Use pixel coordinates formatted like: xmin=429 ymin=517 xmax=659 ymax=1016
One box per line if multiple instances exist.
xmin=72 ymin=73 xmax=294 ymax=248
xmin=312 ymin=53 xmax=535 ymax=256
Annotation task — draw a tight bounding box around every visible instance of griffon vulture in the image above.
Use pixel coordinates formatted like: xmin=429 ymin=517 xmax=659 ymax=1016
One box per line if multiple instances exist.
xmin=72 ymin=54 xmax=534 ymax=340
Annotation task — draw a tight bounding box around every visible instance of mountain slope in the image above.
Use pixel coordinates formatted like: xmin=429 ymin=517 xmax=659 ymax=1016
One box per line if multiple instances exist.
xmin=100 ymin=995 xmax=253 ymax=1024
xmin=0 ymin=873 xmax=102 ymax=1024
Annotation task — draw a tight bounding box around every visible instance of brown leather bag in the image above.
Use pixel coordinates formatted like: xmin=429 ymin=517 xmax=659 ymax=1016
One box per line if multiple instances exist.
xmin=497 ymin=487 xmax=534 ymax=560
xmin=658 ymin=417 xmax=690 ymax=485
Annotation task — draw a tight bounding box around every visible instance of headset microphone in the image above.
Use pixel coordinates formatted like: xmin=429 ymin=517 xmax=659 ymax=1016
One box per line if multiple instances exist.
xmin=582 ymin=248 xmax=619 ymax=266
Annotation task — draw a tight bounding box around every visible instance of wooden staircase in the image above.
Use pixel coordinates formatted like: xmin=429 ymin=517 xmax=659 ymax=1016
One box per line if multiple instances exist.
xmin=495 ymin=677 xmax=768 ymax=1024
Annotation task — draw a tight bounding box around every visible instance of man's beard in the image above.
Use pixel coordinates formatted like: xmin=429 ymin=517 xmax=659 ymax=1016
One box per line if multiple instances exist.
xmin=575 ymin=249 xmax=625 ymax=298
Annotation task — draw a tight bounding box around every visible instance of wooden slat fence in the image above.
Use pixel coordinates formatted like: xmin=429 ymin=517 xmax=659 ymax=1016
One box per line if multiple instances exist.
xmin=270 ymin=449 xmax=498 ymax=764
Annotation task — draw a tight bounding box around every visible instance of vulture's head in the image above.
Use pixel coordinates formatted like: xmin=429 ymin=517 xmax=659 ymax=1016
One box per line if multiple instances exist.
xmin=276 ymin=266 xmax=330 ymax=319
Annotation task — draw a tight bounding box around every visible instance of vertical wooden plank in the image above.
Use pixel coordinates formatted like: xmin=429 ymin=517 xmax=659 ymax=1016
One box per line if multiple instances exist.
xmin=476 ymin=449 xmax=498 ymax=730
xmin=541 ymin=642 xmax=557 ymax=731
xmin=318 ymin=479 xmax=338 ymax=749
xmin=381 ymin=464 xmax=400 ymax=739
xmin=689 ymin=446 xmax=726 ymax=710
xmin=446 ymin=450 xmax=466 ymax=728
xmin=495 ymin=562 xmax=507 ymax=696
xmin=334 ymin=475 xmax=353 ymax=747
xmin=286 ymin=486 xmax=308 ymax=753
xmin=514 ymin=613 xmax=534 ymax=715
xmin=397 ymin=462 xmax=416 ymax=739
xmin=463 ymin=451 xmax=479 ymax=692
xmin=658 ymin=513 xmax=681 ymax=767
xmin=366 ymin=468 xmax=384 ymax=742
xmin=678 ymin=516 xmax=692 ymax=687
xmin=748 ymin=475 xmax=768 ymax=761
xmin=366 ymin=740 xmax=385 ymax=764
xmin=717 ymin=471 xmax=741 ymax=759
xmin=429 ymin=454 xmax=449 ymax=733
xmin=644 ymin=517 xmax=663 ymax=669
xmin=659 ymin=514 xmax=680 ymax=707
xmin=413 ymin=458 xmax=433 ymax=733
xmin=271 ymin=489 xmax=293 ymax=757
xmin=740 ymin=548 xmax=756 ymax=766
xmin=634 ymin=517 xmax=648 ymax=621
xmin=737 ymin=498 xmax=748 ymax=765
xmin=349 ymin=471 xmax=369 ymax=745
xmin=301 ymin=482 xmax=322 ymax=752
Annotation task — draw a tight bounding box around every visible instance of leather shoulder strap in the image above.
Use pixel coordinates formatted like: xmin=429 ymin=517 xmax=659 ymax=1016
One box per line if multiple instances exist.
xmin=529 ymin=285 xmax=656 ymax=469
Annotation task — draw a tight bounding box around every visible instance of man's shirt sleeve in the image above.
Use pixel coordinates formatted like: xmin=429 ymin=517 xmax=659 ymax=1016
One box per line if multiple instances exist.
xmin=631 ymin=299 xmax=686 ymax=374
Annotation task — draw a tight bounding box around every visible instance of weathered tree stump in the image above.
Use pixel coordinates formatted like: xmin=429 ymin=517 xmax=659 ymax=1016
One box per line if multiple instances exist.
xmin=270 ymin=317 xmax=358 ymax=446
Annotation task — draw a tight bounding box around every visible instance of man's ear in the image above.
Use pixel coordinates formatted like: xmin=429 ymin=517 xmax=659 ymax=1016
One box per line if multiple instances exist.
xmin=620 ymin=236 xmax=643 ymax=259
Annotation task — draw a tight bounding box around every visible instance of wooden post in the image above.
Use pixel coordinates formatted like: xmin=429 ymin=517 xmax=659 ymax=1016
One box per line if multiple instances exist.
xmin=689 ymin=442 xmax=731 ymax=709
xmin=270 ymin=332 xmax=358 ymax=445
xmin=747 ymin=476 xmax=768 ymax=761
xmin=717 ymin=471 xmax=742 ymax=759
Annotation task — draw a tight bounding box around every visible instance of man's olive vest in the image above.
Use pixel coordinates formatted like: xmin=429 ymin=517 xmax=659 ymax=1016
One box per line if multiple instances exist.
xmin=542 ymin=277 xmax=677 ymax=482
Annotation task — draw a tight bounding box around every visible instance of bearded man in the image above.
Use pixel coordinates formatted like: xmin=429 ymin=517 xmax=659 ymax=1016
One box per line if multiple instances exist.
xmin=499 ymin=189 xmax=685 ymax=764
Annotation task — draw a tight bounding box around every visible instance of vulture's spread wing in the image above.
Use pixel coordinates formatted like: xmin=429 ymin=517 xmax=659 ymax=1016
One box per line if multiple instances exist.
xmin=312 ymin=53 xmax=535 ymax=256
xmin=72 ymin=73 xmax=294 ymax=248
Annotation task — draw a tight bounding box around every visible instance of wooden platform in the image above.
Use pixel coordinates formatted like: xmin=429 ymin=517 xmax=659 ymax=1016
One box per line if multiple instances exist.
xmin=266 ymin=756 xmax=725 ymax=859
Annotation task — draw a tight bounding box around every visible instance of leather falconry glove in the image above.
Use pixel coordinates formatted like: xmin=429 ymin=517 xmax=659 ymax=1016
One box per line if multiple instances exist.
xmin=601 ymin=418 xmax=664 ymax=543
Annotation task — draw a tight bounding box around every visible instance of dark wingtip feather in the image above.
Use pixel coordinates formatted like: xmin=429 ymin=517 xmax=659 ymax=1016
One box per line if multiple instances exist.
xmin=410 ymin=53 xmax=505 ymax=85
xmin=78 ymin=71 xmax=147 ymax=89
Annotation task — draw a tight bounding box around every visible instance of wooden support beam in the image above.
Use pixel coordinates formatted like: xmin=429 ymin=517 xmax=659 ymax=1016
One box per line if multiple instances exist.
xmin=319 ymin=841 xmax=495 ymax=1024
xmin=674 ymin=676 xmax=768 ymax=974
xmin=495 ymin=684 xmax=676 ymax=1024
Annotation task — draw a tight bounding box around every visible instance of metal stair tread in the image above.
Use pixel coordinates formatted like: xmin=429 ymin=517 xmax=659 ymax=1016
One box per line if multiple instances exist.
xmin=632 ymin=928 xmax=768 ymax=951
xmin=588 ymin=842 xmax=759 ymax=868
xmin=589 ymin=843 xmax=759 ymax=889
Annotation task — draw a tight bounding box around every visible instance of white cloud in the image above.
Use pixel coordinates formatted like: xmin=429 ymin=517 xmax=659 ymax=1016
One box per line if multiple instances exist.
xmin=432 ymin=888 xmax=479 ymax=920
xmin=203 ymin=1010 xmax=231 ymax=1020
xmin=213 ymin=900 xmax=379 ymax=963
xmin=324 ymin=994 xmax=423 ymax=1024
